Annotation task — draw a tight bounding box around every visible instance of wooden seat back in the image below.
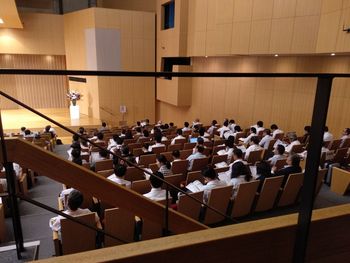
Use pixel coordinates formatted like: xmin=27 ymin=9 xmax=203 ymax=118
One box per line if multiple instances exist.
xmin=290 ymin=144 xmax=305 ymax=154
xmin=330 ymin=167 xmax=350 ymax=195
xmin=162 ymin=151 xmax=174 ymax=162
xmin=274 ymin=133 xmax=284 ymax=140
xmin=128 ymin=143 xmax=142 ymax=151
xmin=97 ymin=169 xmax=114 ymax=178
xmin=171 ymin=160 xmax=189 ymax=175
xmin=211 ymin=155 xmax=228 ymax=165
xmin=186 ymin=171 xmax=204 ymax=185
xmin=180 ymin=149 xmax=193 ymax=160
xmin=329 ymin=139 xmax=342 ymax=151
xmin=95 ymin=159 xmax=113 ymax=172
xmin=275 ymin=158 xmax=287 ymax=171
xmin=332 ymin=148 xmax=348 ymax=164
xmin=247 ymin=150 xmax=264 ymax=165
xmin=152 ymin=146 xmax=166 ymax=155
xmin=191 ymin=157 xmax=209 ymax=171
xmin=167 ymin=144 xmax=183 ymax=152
xmin=163 ymin=174 xmax=185 ymax=189
xmin=104 ymin=208 xmax=135 ymax=246
xmin=213 ymin=139 xmax=225 ymax=146
xmin=341 ymin=138 xmax=350 ymax=148
xmin=277 ymin=173 xmax=304 ymax=207
xmin=254 ymin=176 xmax=283 ymax=212
xmin=183 ymin=142 xmax=197 ymax=150
xmin=132 ymin=148 xmax=143 ymax=157
xmin=203 ymin=186 xmax=232 ymax=225
xmin=124 ymin=167 xmax=145 ymax=181
xmin=60 ymin=213 xmax=96 ymax=255
xmin=315 ymin=169 xmax=327 ymax=197
xmin=139 ymin=154 xmax=157 ymax=166
xmin=174 ymin=138 xmax=187 ymax=145
xmin=234 ymin=132 xmax=245 ymax=144
xmin=267 ymin=139 xmax=277 ymax=152
xmin=212 ymin=145 xmax=225 ymax=155
xmin=131 ymin=179 xmax=151 ymax=195
xmin=231 ymin=180 xmax=260 ymax=218
xmin=178 ymin=191 xmax=204 ymax=221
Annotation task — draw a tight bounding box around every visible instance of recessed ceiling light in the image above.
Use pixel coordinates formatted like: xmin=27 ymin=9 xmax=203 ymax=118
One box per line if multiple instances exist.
xmin=205 ymin=56 xmax=208 ymax=58
xmin=274 ymin=54 xmax=279 ymax=57
xmin=331 ymin=53 xmax=335 ymax=56
xmin=0 ymin=18 xmax=4 ymax=24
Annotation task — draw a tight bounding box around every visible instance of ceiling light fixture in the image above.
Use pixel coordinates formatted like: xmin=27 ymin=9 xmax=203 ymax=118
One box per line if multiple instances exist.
xmin=274 ymin=54 xmax=279 ymax=57
xmin=331 ymin=53 xmax=335 ymax=56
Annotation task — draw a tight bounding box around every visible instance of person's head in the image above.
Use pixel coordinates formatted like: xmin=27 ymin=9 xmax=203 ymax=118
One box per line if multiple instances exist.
xmin=121 ymin=129 xmax=126 ymax=135
xmin=196 ymin=145 xmax=204 ymax=153
xmin=72 ymin=134 xmax=79 ymax=142
xmin=275 ymin=144 xmax=285 ymax=155
xmin=304 ymin=126 xmax=311 ymax=133
xmin=256 ymin=161 xmax=271 ymax=177
xmin=290 ymin=134 xmax=298 ymax=142
xmin=234 ymin=125 xmax=242 ymax=132
xmin=136 ymin=127 xmax=141 ymax=133
xmin=263 ymin=129 xmax=271 ymax=136
xmin=197 ymin=137 xmax=204 ymax=145
xmin=223 ymin=120 xmax=229 ymax=127
xmin=156 ymin=154 xmax=171 ymax=169
xmin=102 ymin=122 xmax=107 ymax=127
xmin=172 ymin=150 xmax=180 ymax=159
xmin=71 ymin=148 xmax=81 ymax=159
xmin=78 ymin=127 xmax=85 ymax=134
xmin=194 ymin=118 xmax=200 ymax=123
xmin=114 ymin=165 xmax=127 ymax=178
xmin=343 ymin=128 xmax=350 ymax=136
xmin=199 ymin=127 xmax=205 ymax=136
xmin=99 ymin=149 xmax=108 ymax=158
xmin=143 ymin=143 xmax=150 ymax=152
xmin=137 ymin=121 xmax=141 ymax=126
xmin=229 ymin=119 xmax=235 ymax=125
xmin=155 ymin=134 xmax=162 ymax=143
xmin=233 ymin=148 xmax=243 ymax=160
xmin=45 ymin=125 xmax=51 ymax=133
xmin=164 ymin=123 xmax=169 ymax=129
xmin=225 ymin=137 xmax=234 ymax=148
xmin=270 ymin=124 xmax=278 ymax=130
xmin=324 ymin=126 xmax=329 ymax=132
xmin=250 ymin=127 xmax=257 ymax=134
xmin=169 ymin=122 xmax=174 ymax=127
xmin=67 ymin=190 xmax=84 ymax=211
xmin=184 ymin=122 xmax=189 ymax=128
xmin=251 ymin=136 xmax=260 ymax=145
xmin=121 ymin=146 xmax=130 ymax=156
xmin=211 ymin=120 xmax=217 ymax=126
xmin=287 ymin=154 xmax=300 ymax=167
xmin=116 ymin=137 xmax=124 ymax=145
xmin=97 ymin=132 xmax=104 ymax=140
xmin=143 ymin=129 xmax=149 ymax=137
xmin=150 ymin=171 xmax=164 ymax=188
xmin=177 ymin=129 xmax=183 ymax=136
xmin=24 ymin=129 xmax=31 ymax=135
xmin=201 ymin=165 xmax=217 ymax=182
xmin=20 ymin=127 xmax=26 ymax=132
xmin=257 ymin=121 xmax=263 ymax=128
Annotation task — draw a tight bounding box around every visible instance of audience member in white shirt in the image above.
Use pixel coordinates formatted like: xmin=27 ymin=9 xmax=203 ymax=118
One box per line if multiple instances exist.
xmin=192 ymin=118 xmax=202 ymax=128
xmin=143 ymin=172 xmax=170 ymax=201
xmin=230 ymin=149 xmax=253 ymax=197
xmin=285 ymin=134 xmax=301 ymax=154
xmin=217 ymin=120 xmax=230 ymax=138
xmin=171 ymin=150 xmax=182 ymax=163
xmin=241 ymin=127 xmax=257 ymax=145
xmin=187 ymin=145 xmax=206 ymax=171
xmin=207 ymin=120 xmax=218 ymax=135
xmin=20 ymin=126 xmax=26 ymax=136
xmin=323 ymin=126 xmax=334 ymax=142
xmin=182 ymin=122 xmax=192 ymax=132
xmin=107 ymin=165 xmax=131 ymax=188
xmin=268 ymin=144 xmax=286 ymax=166
xmin=171 ymin=129 xmax=186 ymax=145
xmin=148 ymin=134 xmax=166 ymax=152
xmin=49 ymin=190 xmax=101 ymax=233
xmin=340 ymin=128 xmax=350 ymax=147
xmin=228 ymin=119 xmax=236 ymax=132
xmin=90 ymin=149 xmax=109 ymax=169
xmin=201 ymin=165 xmax=227 ymax=203
xmin=244 ymin=136 xmax=263 ymax=161
xmin=270 ymin=124 xmax=284 ymax=139
xmin=252 ymin=120 xmax=264 ymax=134
xmin=198 ymin=128 xmax=210 ymax=141
xmin=259 ymin=129 xmax=273 ymax=149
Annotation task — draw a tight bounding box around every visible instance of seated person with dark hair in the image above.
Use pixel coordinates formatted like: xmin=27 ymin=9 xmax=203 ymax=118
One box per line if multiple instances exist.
xmin=201 ymin=165 xmax=226 ymax=203
xmin=143 ymin=172 xmax=170 ymax=201
xmin=268 ymin=144 xmax=286 ymax=166
xmin=230 ymin=149 xmax=251 ymax=196
xmin=90 ymin=149 xmax=109 ymax=169
xmin=244 ymin=136 xmax=263 ymax=161
xmin=171 ymin=129 xmax=186 ymax=145
xmin=272 ymin=154 xmax=302 ymax=186
xmin=172 ymin=150 xmax=181 ymax=163
xmin=182 ymin=121 xmax=191 ymax=132
xmin=50 ymin=190 xmax=101 ymax=232
xmin=107 ymin=165 xmax=130 ymax=188
xmin=186 ymin=145 xmax=206 ymax=171
xmin=148 ymin=134 xmax=165 ymax=152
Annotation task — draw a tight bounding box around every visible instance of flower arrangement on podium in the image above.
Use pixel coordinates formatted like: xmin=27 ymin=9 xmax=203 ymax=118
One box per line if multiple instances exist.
xmin=66 ymin=90 xmax=82 ymax=106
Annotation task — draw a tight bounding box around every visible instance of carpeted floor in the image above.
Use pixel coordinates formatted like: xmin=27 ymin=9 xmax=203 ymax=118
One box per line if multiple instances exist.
xmin=1 ymin=144 xmax=349 ymax=261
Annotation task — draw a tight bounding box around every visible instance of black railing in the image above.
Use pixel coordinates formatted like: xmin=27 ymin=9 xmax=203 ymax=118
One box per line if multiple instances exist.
xmin=0 ymin=69 xmax=346 ymax=262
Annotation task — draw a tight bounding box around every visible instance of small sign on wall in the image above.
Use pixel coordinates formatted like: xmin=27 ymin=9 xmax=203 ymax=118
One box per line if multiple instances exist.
xmin=120 ymin=105 xmax=127 ymax=113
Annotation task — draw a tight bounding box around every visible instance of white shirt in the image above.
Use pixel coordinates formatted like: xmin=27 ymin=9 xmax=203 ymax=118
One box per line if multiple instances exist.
xmin=268 ymin=154 xmax=285 ymax=166
xmin=148 ymin=142 xmax=165 ymax=152
xmin=223 ymin=130 xmax=235 ymax=140
xmin=228 ymin=123 xmax=236 ymax=132
xmin=182 ymin=127 xmax=192 ymax=132
xmin=143 ymin=187 xmax=170 ymax=201
xmin=323 ymin=131 xmax=334 ymax=142
xmin=186 ymin=152 xmax=206 ymax=170
xmin=218 ymin=147 xmax=234 ymax=163
xmin=242 ymin=133 xmax=256 ymax=144
xmin=260 ymin=135 xmax=273 ymax=149
xmin=171 ymin=135 xmax=186 ymax=145
xmin=229 ymin=175 xmax=247 ymax=197
xmin=202 ymin=179 xmax=227 ymax=203
xmin=285 ymin=140 xmax=301 ymax=153
xmin=272 ymin=129 xmax=284 ymax=138
xmin=107 ymin=174 xmax=131 ymax=188
xmin=245 ymin=144 xmax=263 ymax=160
xmin=49 ymin=208 xmax=100 ymax=232
xmin=218 ymin=126 xmax=230 ymax=138
xmin=207 ymin=125 xmax=216 ymax=135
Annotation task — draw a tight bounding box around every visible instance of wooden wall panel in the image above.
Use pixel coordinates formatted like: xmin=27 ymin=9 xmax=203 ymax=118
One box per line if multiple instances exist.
xmin=97 ymin=0 xmax=157 ymax=12
xmin=0 ymin=54 xmax=67 ymax=110
xmin=156 ymin=55 xmax=350 ymax=136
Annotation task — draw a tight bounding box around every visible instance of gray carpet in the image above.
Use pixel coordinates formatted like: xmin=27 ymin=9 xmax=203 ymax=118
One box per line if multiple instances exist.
xmin=1 ymin=144 xmax=350 ymax=261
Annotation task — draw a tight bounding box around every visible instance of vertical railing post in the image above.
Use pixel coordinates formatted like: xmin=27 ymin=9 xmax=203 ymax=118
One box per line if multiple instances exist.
xmin=0 ymin=110 xmax=24 ymax=259
xmin=164 ymin=184 xmax=170 ymax=236
xmin=293 ymin=77 xmax=333 ymax=263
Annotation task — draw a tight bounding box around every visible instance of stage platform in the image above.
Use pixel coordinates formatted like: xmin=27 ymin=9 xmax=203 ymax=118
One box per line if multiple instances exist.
xmin=1 ymin=108 xmax=102 ymax=140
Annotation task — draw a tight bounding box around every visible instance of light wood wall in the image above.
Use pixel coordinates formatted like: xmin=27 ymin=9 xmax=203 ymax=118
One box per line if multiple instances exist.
xmin=0 ymin=54 xmax=67 ymax=109
xmin=0 ymin=13 xmax=65 ymax=55
xmin=186 ymin=0 xmax=350 ymax=56
xmin=64 ymin=8 xmax=155 ymax=125
xmin=156 ymin=55 xmax=350 ymax=136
